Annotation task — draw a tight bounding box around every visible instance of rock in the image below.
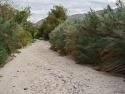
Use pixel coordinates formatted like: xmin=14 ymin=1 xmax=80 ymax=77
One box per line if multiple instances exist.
xmin=17 ymin=70 xmax=19 ymax=72
xmin=94 ymin=66 xmax=101 ymax=71
xmin=13 ymin=55 xmax=16 ymax=57
xmin=47 ymin=68 xmax=51 ymax=70
xmin=24 ymin=87 xmax=28 ymax=90
xmin=58 ymin=75 xmax=63 ymax=79
xmin=87 ymin=79 xmax=90 ymax=81
xmin=86 ymin=85 xmax=89 ymax=87
xmin=62 ymin=79 xmax=66 ymax=83
xmin=73 ymin=85 xmax=78 ymax=89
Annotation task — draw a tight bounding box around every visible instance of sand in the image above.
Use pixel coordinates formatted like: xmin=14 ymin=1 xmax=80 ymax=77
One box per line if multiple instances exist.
xmin=0 ymin=40 xmax=125 ymax=94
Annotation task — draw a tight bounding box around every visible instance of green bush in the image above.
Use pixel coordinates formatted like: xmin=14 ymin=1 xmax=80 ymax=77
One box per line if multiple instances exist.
xmin=50 ymin=19 xmax=83 ymax=55
xmin=0 ymin=1 xmax=33 ymax=66
xmin=0 ymin=16 xmax=18 ymax=53
xmin=38 ymin=5 xmax=67 ymax=40
xmin=73 ymin=36 xmax=101 ymax=64
xmin=50 ymin=0 xmax=125 ymax=75
xmin=73 ymin=2 xmax=125 ymax=74
xmin=17 ymin=27 xmax=32 ymax=48
xmin=0 ymin=44 xmax=7 ymax=66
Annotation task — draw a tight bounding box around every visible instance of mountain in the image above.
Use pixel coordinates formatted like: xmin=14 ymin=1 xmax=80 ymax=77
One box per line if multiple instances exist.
xmin=35 ymin=14 xmax=85 ymax=26
xmin=67 ymin=13 xmax=85 ymax=19
xmin=35 ymin=9 xmax=107 ymax=26
xmin=35 ymin=19 xmax=44 ymax=26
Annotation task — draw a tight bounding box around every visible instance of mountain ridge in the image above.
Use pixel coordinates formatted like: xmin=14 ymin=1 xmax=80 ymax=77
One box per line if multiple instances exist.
xmin=35 ymin=13 xmax=85 ymax=26
xmin=35 ymin=9 xmax=105 ymax=26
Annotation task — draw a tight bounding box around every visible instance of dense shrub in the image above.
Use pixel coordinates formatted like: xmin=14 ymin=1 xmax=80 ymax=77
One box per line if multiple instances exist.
xmin=0 ymin=44 xmax=7 ymax=66
xmin=38 ymin=5 xmax=67 ymax=40
xmin=24 ymin=21 xmax=38 ymax=39
xmin=0 ymin=1 xmax=33 ymax=66
xmin=50 ymin=0 xmax=125 ymax=75
xmin=74 ymin=3 xmax=125 ymax=74
xmin=0 ymin=15 xmax=18 ymax=53
xmin=17 ymin=27 xmax=32 ymax=47
xmin=50 ymin=19 xmax=83 ymax=55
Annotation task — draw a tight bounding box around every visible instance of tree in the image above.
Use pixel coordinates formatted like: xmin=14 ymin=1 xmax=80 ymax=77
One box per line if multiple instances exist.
xmin=24 ymin=21 xmax=38 ymax=39
xmin=49 ymin=0 xmax=125 ymax=75
xmin=0 ymin=2 xmax=16 ymax=19
xmin=0 ymin=0 xmax=33 ymax=65
xmin=38 ymin=5 xmax=67 ymax=40
xmin=14 ymin=6 xmax=31 ymax=24
xmin=14 ymin=7 xmax=37 ymax=39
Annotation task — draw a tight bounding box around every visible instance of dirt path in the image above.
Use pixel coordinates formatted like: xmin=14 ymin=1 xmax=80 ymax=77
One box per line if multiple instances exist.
xmin=0 ymin=40 xmax=125 ymax=94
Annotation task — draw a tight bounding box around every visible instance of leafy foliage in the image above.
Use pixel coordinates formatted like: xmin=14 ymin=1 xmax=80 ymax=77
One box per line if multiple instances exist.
xmin=16 ymin=26 xmax=32 ymax=48
xmin=0 ymin=14 xmax=18 ymax=53
xmin=0 ymin=44 xmax=7 ymax=66
xmin=24 ymin=21 xmax=38 ymax=39
xmin=14 ymin=7 xmax=31 ymax=24
xmin=50 ymin=19 xmax=83 ymax=55
xmin=0 ymin=0 xmax=33 ymax=66
xmin=38 ymin=5 xmax=67 ymax=40
xmin=50 ymin=0 xmax=125 ymax=75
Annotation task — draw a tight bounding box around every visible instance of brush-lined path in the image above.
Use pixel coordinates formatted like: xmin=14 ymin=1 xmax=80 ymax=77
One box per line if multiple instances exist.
xmin=0 ymin=40 xmax=125 ymax=94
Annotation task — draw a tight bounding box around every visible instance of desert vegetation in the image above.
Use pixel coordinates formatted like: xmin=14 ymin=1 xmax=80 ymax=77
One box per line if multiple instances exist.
xmin=0 ymin=0 xmax=37 ymax=66
xmin=0 ymin=0 xmax=124 ymax=77
xmin=50 ymin=0 xmax=125 ymax=75
xmin=36 ymin=5 xmax=67 ymax=40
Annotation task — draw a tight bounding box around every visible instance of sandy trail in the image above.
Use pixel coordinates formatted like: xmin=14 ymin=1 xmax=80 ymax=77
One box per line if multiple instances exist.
xmin=0 ymin=40 xmax=125 ymax=94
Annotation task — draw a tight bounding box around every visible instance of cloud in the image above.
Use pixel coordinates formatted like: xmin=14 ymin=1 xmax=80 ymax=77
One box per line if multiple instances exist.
xmin=13 ymin=0 xmax=116 ymax=22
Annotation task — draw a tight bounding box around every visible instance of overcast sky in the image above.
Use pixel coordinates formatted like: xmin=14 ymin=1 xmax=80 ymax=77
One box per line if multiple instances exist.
xmin=13 ymin=0 xmax=117 ymax=22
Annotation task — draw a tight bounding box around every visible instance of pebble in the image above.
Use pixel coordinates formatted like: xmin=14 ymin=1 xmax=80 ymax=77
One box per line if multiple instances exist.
xmin=17 ymin=70 xmax=19 ymax=72
xmin=24 ymin=88 xmax=28 ymax=90
xmin=47 ymin=68 xmax=51 ymax=70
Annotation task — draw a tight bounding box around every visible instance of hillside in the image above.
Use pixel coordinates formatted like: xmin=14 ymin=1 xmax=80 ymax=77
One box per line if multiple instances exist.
xmin=35 ymin=9 xmax=105 ymax=27
xmin=35 ymin=13 xmax=85 ymax=26
xmin=35 ymin=19 xmax=44 ymax=26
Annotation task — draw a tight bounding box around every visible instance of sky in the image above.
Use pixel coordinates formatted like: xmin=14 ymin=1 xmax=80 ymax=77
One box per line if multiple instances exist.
xmin=13 ymin=0 xmax=117 ymax=23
